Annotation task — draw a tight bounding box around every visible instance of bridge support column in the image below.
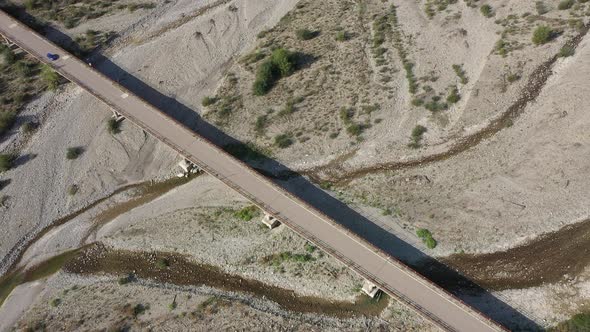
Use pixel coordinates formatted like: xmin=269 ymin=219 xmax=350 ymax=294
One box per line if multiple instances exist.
xmin=177 ymin=158 xmax=201 ymax=177
xmin=111 ymin=110 xmax=125 ymax=122
xmin=361 ymin=280 xmax=381 ymax=298
xmin=260 ymin=213 xmax=280 ymax=229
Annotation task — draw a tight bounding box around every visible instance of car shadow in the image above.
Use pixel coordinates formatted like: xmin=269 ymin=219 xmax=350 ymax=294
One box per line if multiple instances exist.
xmin=3 ymin=7 xmax=542 ymax=331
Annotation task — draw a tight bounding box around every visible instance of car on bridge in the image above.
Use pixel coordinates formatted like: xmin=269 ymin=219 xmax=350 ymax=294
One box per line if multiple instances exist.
xmin=46 ymin=52 xmax=59 ymax=61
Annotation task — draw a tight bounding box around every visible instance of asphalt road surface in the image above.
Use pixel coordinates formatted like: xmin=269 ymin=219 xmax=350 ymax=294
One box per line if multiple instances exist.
xmin=0 ymin=10 xmax=505 ymax=332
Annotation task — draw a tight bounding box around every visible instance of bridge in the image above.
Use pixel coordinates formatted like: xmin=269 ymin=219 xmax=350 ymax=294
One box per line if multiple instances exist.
xmin=0 ymin=10 xmax=506 ymax=332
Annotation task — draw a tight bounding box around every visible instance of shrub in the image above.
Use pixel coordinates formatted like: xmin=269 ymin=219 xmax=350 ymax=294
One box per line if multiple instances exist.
xmin=67 ymin=184 xmax=78 ymax=196
xmin=416 ymin=228 xmax=437 ymax=249
xmin=480 ymin=4 xmax=493 ymax=17
xmin=41 ymin=65 xmax=60 ymax=90
xmin=558 ymin=0 xmax=574 ymax=10
xmin=66 ymin=147 xmax=83 ymax=160
xmin=535 ymin=1 xmax=548 ymax=15
xmin=234 ymin=205 xmax=258 ymax=221
xmin=452 ymin=64 xmax=468 ymax=84
xmin=254 ymin=115 xmax=268 ymax=135
xmin=346 ymin=123 xmax=363 ymax=136
xmin=156 ymin=258 xmax=170 ymax=269
xmin=506 ymin=73 xmax=520 ymax=83
xmin=15 ymin=61 xmax=33 ymax=77
xmin=532 ymin=25 xmax=554 ymax=45
xmin=559 ymin=44 xmax=575 ymax=57
xmin=0 ymin=154 xmax=15 ymax=172
xmin=0 ymin=111 xmax=16 ymax=136
xmin=21 ymin=121 xmax=37 ymax=134
xmin=446 ymin=87 xmax=461 ymax=104
xmin=335 ymin=31 xmax=349 ymax=42
xmin=168 ymin=301 xmax=177 ymax=311
xmin=296 ymin=28 xmax=318 ymax=40
xmin=304 ymin=242 xmax=316 ymax=253
xmin=118 ymin=273 xmax=134 ymax=285
xmin=201 ymin=96 xmax=217 ymax=107
xmin=107 ymin=118 xmax=121 ymax=134
xmin=50 ymin=298 xmax=61 ymax=307
xmin=409 ymin=125 xmax=427 ymax=148
xmin=274 ymin=134 xmax=293 ymax=148
xmin=270 ymin=48 xmax=295 ymax=77
xmin=253 ymin=61 xmax=278 ymax=96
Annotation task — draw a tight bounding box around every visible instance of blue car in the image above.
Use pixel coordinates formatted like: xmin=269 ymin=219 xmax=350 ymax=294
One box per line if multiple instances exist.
xmin=46 ymin=53 xmax=59 ymax=61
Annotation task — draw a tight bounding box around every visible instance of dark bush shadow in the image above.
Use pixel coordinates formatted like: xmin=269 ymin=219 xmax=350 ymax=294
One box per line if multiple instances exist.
xmin=12 ymin=152 xmax=36 ymax=168
xmin=1 ymin=8 xmax=542 ymax=331
xmin=0 ymin=178 xmax=11 ymax=190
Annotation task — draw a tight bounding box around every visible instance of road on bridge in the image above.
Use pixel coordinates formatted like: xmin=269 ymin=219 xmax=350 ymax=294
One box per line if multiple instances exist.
xmin=0 ymin=10 xmax=506 ymax=332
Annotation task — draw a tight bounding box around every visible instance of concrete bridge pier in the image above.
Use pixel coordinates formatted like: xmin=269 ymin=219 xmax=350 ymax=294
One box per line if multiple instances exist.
xmin=111 ymin=110 xmax=125 ymax=122
xmin=361 ymin=280 xmax=381 ymax=298
xmin=177 ymin=158 xmax=201 ymax=177
xmin=260 ymin=213 xmax=280 ymax=229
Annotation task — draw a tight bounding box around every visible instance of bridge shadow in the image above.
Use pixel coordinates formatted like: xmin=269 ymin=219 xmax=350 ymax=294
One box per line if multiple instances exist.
xmin=5 ymin=8 xmax=541 ymax=331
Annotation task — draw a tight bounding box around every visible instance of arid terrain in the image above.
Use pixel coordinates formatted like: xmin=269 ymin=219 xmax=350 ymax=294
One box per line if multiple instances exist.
xmin=1 ymin=0 xmax=590 ymax=331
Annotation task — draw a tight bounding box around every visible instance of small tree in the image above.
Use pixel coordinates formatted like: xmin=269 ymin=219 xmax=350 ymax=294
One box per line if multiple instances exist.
xmin=274 ymin=134 xmax=293 ymax=148
xmin=558 ymin=0 xmax=574 ymax=10
xmin=532 ymin=25 xmax=554 ymax=45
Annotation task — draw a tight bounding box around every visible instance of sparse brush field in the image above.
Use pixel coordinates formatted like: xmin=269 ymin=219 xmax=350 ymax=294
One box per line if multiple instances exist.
xmin=9 ymin=0 xmax=156 ymax=30
xmin=203 ymin=0 xmax=583 ymax=170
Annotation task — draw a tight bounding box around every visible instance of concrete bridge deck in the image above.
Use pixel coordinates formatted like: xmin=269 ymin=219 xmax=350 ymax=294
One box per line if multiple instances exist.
xmin=0 ymin=10 xmax=506 ymax=332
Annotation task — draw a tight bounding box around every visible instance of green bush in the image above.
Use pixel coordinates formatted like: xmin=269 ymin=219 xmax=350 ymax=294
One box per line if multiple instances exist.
xmin=253 ymin=61 xmax=278 ymax=96
xmin=67 ymin=184 xmax=78 ymax=196
xmin=41 ymin=65 xmax=60 ymax=90
xmin=335 ymin=31 xmax=349 ymax=42
xmin=254 ymin=115 xmax=268 ymax=135
xmin=270 ymin=48 xmax=295 ymax=77
xmin=559 ymin=44 xmax=575 ymax=57
xmin=409 ymin=125 xmax=427 ymax=148
xmin=50 ymin=298 xmax=61 ymax=307
xmin=66 ymin=147 xmax=83 ymax=160
xmin=156 ymin=258 xmax=170 ymax=269
xmin=0 ymin=111 xmax=16 ymax=136
xmin=107 ymin=118 xmax=121 ymax=134
xmin=0 ymin=154 xmax=15 ymax=172
xmin=558 ymin=0 xmax=574 ymax=10
xmin=416 ymin=228 xmax=437 ymax=249
xmin=201 ymin=96 xmax=217 ymax=107
xmin=446 ymin=87 xmax=461 ymax=104
xmin=480 ymin=4 xmax=493 ymax=17
xmin=118 ymin=273 xmax=134 ymax=285
xmin=253 ymin=48 xmax=296 ymax=95
xmin=234 ymin=205 xmax=258 ymax=221
xmin=535 ymin=1 xmax=548 ymax=15
xmin=532 ymin=25 xmax=554 ymax=45
xmin=274 ymin=134 xmax=293 ymax=148
xmin=296 ymin=28 xmax=318 ymax=40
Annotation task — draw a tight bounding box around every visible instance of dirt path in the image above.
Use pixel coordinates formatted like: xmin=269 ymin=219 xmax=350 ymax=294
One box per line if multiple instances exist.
xmin=303 ymin=25 xmax=590 ymax=186
xmin=442 ymin=218 xmax=590 ymax=290
xmin=64 ymin=244 xmax=389 ymax=319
